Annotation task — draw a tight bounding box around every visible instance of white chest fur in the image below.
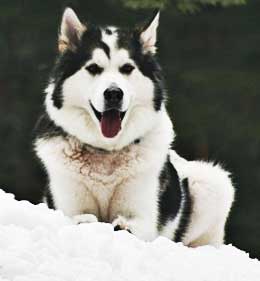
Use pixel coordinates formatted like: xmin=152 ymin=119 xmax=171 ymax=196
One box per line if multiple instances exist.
xmin=36 ymin=135 xmax=162 ymax=220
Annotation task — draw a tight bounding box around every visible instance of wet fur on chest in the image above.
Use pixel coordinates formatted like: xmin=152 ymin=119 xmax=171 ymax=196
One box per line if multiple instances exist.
xmin=38 ymin=136 xmax=142 ymax=189
xmin=36 ymin=136 xmax=150 ymax=221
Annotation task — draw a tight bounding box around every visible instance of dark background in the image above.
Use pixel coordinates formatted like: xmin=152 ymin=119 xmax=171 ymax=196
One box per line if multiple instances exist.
xmin=0 ymin=0 xmax=259 ymax=258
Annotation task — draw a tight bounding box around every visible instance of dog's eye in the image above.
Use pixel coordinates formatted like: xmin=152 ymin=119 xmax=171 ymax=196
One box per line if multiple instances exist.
xmin=119 ymin=63 xmax=135 ymax=75
xmin=86 ymin=63 xmax=103 ymax=75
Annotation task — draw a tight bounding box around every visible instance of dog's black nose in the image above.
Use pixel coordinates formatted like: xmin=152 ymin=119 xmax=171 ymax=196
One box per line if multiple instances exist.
xmin=104 ymin=87 xmax=123 ymax=109
xmin=104 ymin=87 xmax=123 ymax=103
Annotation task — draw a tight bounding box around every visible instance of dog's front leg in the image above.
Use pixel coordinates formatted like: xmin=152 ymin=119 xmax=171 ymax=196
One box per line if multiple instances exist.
xmin=48 ymin=172 xmax=100 ymax=223
xmin=110 ymin=176 xmax=159 ymax=241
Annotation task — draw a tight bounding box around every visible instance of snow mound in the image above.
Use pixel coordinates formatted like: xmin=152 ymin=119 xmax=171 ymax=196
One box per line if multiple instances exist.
xmin=0 ymin=190 xmax=259 ymax=281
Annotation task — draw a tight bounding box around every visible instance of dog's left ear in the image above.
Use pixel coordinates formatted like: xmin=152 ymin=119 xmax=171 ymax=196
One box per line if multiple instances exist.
xmin=58 ymin=8 xmax=86 ymax=53
xmin=140 ymin=12 xmax=160 ymax=54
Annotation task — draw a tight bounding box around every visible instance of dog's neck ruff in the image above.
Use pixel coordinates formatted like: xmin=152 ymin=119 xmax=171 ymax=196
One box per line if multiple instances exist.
xmin=68 ymin=135 xmax=142 ymax=155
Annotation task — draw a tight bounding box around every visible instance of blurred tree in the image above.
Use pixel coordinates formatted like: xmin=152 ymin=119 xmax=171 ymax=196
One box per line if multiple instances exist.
xmin=119 ymin=0 xmax=246 ymax=12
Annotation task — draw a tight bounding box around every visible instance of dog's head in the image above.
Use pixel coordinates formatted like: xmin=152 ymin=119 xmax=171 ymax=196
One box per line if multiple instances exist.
xmin=45 ymin=8 xmax=166 ymax=150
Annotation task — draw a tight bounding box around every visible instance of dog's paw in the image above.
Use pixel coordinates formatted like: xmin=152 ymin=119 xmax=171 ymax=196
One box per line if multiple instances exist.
xmin=112 ymin=216 xmax=132 ymax=233
xmin=73 ymin=214 xmax=98 ymax=224
xmin=114 ymin=225 xmax=132 ymax=233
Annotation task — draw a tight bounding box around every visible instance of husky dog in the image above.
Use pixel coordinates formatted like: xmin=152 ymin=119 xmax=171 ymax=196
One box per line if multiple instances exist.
xmin=35 ymin=8 xmax=234 ymax=246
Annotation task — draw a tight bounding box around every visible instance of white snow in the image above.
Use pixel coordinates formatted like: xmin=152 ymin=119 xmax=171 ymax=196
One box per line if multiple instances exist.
xmin=0 ymin=190 xmax=259 ymax=281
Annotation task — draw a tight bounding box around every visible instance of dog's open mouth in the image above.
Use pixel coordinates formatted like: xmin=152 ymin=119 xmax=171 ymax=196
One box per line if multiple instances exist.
xmin=90 ymin=103 xmax=126 ymax=138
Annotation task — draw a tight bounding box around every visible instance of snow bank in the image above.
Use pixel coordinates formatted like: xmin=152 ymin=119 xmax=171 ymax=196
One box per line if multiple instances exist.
xmin=0 ymin=190 xmax=259 ymax=281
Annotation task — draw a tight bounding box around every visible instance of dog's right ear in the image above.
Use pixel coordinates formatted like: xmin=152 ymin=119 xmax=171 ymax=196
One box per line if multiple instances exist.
xmin=58 ymin=8 xmax=86 ymax=53
xmin=139 ymin=11 xmax=160 ymax=54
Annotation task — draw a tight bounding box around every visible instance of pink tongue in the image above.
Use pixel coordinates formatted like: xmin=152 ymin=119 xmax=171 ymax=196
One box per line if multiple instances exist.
xmin=101 ymin=110 xmax=121 ymax=138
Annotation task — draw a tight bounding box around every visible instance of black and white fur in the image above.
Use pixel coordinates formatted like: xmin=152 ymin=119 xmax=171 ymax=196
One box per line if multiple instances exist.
xmin=35 ymin=8 xmax=234 ymax=246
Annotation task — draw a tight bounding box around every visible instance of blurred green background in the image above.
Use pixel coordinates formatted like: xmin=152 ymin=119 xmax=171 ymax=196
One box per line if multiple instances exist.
xmin=0 ymin=0 xmax=259 ymax=258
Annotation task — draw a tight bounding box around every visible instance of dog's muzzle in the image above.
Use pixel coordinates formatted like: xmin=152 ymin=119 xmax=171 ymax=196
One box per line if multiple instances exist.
xmin=90 ymin=86 xmax=126 ymax=139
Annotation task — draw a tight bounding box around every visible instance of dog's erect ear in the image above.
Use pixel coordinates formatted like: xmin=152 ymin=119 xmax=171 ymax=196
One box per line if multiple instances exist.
xmin=58 ymin=8 xmax=86 ymax=53
xmin=140 ymin=12 xmax=160 ymax=54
